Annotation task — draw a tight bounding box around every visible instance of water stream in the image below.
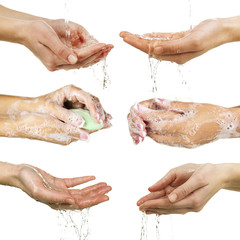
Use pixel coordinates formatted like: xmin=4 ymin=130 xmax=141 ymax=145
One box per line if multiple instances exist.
xmin=58 ymin=208 xmax=91 ymax=240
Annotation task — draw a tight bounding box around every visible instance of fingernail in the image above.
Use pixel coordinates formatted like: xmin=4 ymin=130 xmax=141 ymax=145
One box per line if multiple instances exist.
xmin=81 ymin=133 xmax=89 ymax=141
xmin=168 ymin=193 xmax=177 ymax=203
xmin=78 ymin=119 xmax=85 ymax=128
xmin=67 ymin=199 xmax=75 ymax=205
xmin=156 ymin=98 xmax=164 ymax=103
xmin=68 ymin=54 xmax=78 ymax=64
xmin=136 ymin=103 xmax=149 ymax=113
xmin=137 ymin=123 xmax=144 ymax=130
xmin=154 ymin=46 xmax=163 ymax=54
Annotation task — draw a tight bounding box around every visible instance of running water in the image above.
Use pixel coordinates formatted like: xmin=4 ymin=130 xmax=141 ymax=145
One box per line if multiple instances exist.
xmin=91 ymin=58 xmax=111 ymax=90
xmin=64 ymin=0 xmax=71 ymax=49
xmin=140 ymin=212 xmax=148 ymax=240
xmin=155 ymin=215 xmax=161 ymax=240
xmin=188 ymin=0 xmax=193 ymax=29
xmin=148 ymin=57 xmax=160 ymax=94
xmin=58 ymin=208 xmax=91 ymax=240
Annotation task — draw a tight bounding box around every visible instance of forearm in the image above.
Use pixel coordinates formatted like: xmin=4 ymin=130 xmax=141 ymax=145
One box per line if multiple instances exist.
xmin=220 ymin=16 xmax=240 ymax=43
xmin=0 ymin=17 xmax=27 ymax=44
xmin=0 ymin=5 xmax=43 ymax=21
xmin=0 ymin=162 xmax=21 ymax=187
xmin=0 ymin=95 xmax=31 ymax=114
xmin=230 ymin=107 xmax=240 ymax=134
xmin=220 ymin=163 xmax=240 ymax=191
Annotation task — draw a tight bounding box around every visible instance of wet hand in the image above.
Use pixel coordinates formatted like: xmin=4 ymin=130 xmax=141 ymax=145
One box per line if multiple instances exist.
xmin=22 ymin=19 xmax=113 ymax=71
xmin=137 ymin=163 xmax=226 ymax=215
xmin=128 ymin=98 xmax=240 ymax=148
xmin=3 ymin=85 xmax=112 ymax=145
xmin=120 ymin=18 xmax=231 ymax=64
xmin=16 ymin=164 xmax=111 ymax=210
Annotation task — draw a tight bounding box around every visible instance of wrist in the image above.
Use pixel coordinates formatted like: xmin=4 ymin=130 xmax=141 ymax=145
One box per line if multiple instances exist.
xmin=0 ymin=162 xmax=22 ymax=188
xmin=229 ymin=107 xmax=240 ymax=134
xmin=220 ymin=163 xmax=240 ymax=190
xmin=219 ymin=16 xmax=240 ymax=43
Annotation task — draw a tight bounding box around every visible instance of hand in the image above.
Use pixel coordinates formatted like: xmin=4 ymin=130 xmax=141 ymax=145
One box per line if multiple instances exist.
xmin=137 ymin=163 xmax=226 ymax=215
xmin=128 ymin=98 xmax=240 ymax=148
xmin=3 ymin=85 xmax=112 ymax=145
xmin=120 ymin=18 xmax=232 ymax=64
xmin=16 ymin=164 xmax=111 ymax=210
xmin=22 ymin=19 xmax=113 ymax=71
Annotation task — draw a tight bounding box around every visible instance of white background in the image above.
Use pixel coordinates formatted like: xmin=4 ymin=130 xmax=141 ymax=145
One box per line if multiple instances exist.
xmin=0 ymin=0 xmax=240 ymax=239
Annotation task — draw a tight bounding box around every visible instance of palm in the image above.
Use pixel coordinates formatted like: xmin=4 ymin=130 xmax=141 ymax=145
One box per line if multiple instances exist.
xmin=18 ymin=165 xmax=111 ymax=210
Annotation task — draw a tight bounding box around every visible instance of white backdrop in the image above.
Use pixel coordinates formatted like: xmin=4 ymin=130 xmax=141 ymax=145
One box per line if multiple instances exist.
xmin=0 ymin=0 xmax=240 ymax=239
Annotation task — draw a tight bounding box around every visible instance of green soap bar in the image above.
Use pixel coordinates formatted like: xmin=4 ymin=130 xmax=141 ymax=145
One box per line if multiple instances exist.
xmin=71 ymin=109 xmax=104 ymax=131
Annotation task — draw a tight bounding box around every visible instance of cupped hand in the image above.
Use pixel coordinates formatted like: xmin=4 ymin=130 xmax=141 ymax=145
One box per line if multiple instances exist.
xmin=137 ymin=163 xmax=226 ymax=215
xmin=22 ymin=19 xmax=113 ymax=71
xmin=17 ymin=164 xmax=111 ymax=210
xmin=120 ymin=18 xmax=229 ymax=64
xmin=5 ymin=85 xmax=112 ymax=145
xmin=128 ymin=98 xmax=240 ymax=148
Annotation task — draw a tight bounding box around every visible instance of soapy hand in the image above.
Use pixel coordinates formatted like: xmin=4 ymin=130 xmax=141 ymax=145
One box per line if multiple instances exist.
xmin=1 ymin=85 xmax=112 ymax=145
xmin=137 ymin=163 xmax=226 ymax=215
xmin=22 ymin=19 xmax=113 ymax=71
xmin=128 ymin=98 xmax=240 ymax=148
xmin=120 ymin=18 xmax=231 ymax=64
xmin=17 ymin=164 xmax=111 ymax=210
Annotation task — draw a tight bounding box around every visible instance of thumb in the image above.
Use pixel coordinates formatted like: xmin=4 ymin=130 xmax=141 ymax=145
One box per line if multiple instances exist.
xmin=153 ymin=35 xmax=195 ymax=55
xmin=44 ymin=30 xmax=78 ymax=64
xmin=168 ymin=176 xmax=203 ymax=203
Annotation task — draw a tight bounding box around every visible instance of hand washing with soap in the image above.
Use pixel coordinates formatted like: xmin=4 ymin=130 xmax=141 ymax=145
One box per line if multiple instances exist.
xmin=0 ymin=85 xmax=111 ymax=145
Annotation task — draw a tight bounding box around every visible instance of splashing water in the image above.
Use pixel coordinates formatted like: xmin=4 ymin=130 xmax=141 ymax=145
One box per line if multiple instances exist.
xmin=140 ymin=212 xmax=148 ymax=240
xmin=188 ymin=0 xmax=193 ymax=29
xmin=177 ymin=64 xmax=186 ymax=86
xmin=58 ymin=208 xmax=91 ymax=240
xmin=64 ymin=0 xmax=71 ymax=49
xmin=155 ymin=215 xmax=161 ymax=240
xmin=148 ymin=57 xmax=160 ymax=94
xmin=91 ymin=58 xmax=111 ymax=90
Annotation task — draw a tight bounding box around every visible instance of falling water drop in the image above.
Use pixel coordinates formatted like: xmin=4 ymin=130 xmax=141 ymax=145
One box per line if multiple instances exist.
xmin=155 ymin=215 xmax=161 ymax=240
xmin=140 ymin=212 xmax=148 ymax=240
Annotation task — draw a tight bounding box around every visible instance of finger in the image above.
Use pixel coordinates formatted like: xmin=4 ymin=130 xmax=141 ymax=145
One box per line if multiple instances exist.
xmin=127 ymin=113 xmax=145 ymax=144
xmin=144 ymin=208 xmax=189 ymax=215
xmin=152 ymin=50 xmax=205 ymax=64
xmin=149 ymin=170 xmax=177 ymax=192
xmin=60 ymin=122 xmax=90 ymax=142
xmin=48 ymin=103 xmax=85 ymax=128
xmin=64 ymin=176 xmax=96 ymax=188
xmin=76 ymin=195 xmax=110 ymax=209
xmin=135 ymin=103 xmax=180 ymax=122
xmin=42 ymin=29 xmax=78 ymax=64
xmin=62 ymin=85 xmax=106 ymax=124
xmin=146 ymin=120 xmax=183 ymax=135
xmin=152 ymin=99 xmax=191 ymax=113
xmin=153 ymin=33 xmax=201 ymax=55
xmin=74 ymin=43 xmax=106 ymax=60
xmin=167 ymin=177 xmax=207 ymax=203
xmin=143 ymin=32 xmax=186 ymax=40
xmin=148 ymin=133 xmax=193 ymax=148
xmin=57 ymin=49 xmax=105 ymax=70
xmin=122 ymin=35 xmax=149 ymax=53
xmin=69 ymin=182 xmax=108 ymax=196
xmin=120 ymin=31 xmax=135 ymax=38
xmin=128 ymin=113 xmax=146 ymax=138
xmin=137 ymin=190 xmax=166 ymax=206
